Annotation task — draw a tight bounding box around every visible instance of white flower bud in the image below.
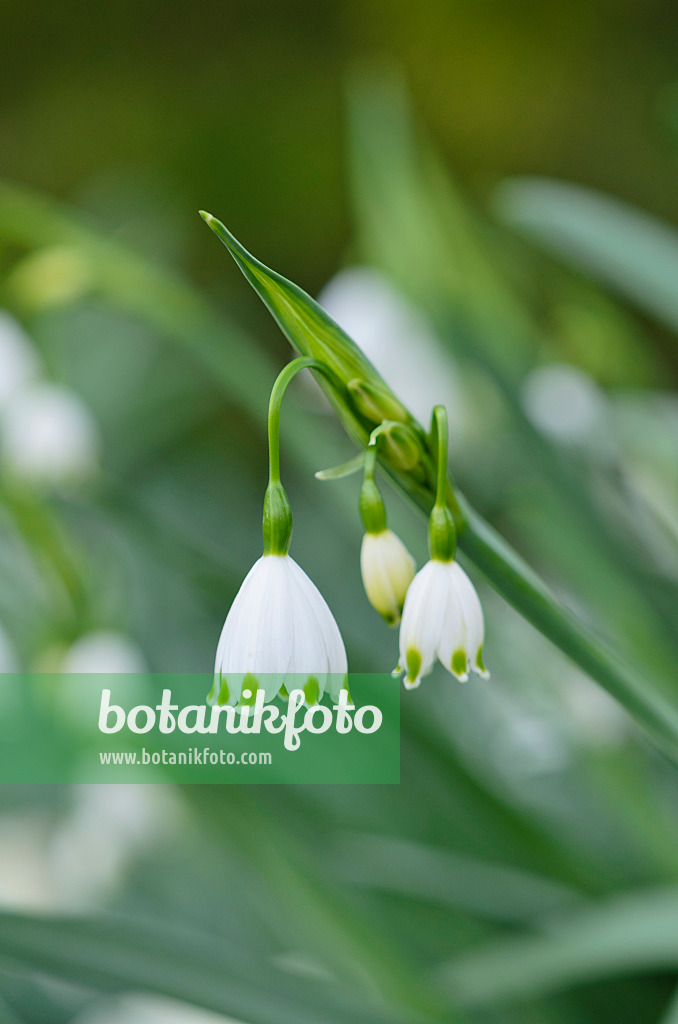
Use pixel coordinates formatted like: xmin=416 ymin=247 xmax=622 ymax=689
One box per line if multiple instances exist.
xmin=360 ymin=529 xmax=415 ymax=626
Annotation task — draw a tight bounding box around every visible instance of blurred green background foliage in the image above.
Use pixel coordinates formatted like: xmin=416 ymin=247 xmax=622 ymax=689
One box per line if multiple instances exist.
xmin=2 ymin=1 xmax=678 ymax=1023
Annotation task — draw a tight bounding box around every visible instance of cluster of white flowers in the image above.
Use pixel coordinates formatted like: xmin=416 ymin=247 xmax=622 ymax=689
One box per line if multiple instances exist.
xmin=213 ymin=362 xmax=488 ymax=703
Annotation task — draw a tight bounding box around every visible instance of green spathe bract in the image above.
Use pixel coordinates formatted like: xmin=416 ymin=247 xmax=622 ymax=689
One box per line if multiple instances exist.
xmin=199 ymin=212 xmax=437 ymax=504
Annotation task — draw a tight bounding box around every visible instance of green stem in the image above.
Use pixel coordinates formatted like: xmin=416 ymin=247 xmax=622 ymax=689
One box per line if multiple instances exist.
xmin=267 ymin=357 xmax=344 ymax=484
xmin=264 ymin=357 xmax=346 ymax=555
xmin=427 ymin=406 xmax=456 ymax=563
xmin=433 ymin=405 xmax=448 ymax=510
xmin=363 ymin=443 xmax=378 ymax=480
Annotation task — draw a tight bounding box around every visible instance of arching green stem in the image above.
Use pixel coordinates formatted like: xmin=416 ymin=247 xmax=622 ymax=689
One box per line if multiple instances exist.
xmin=264 ymin=357 xmax=344 ymax=555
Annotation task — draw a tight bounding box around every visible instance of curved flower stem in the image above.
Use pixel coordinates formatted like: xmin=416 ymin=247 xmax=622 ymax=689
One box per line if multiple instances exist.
xmin=267 ymin=356 xmax=345 ymax=485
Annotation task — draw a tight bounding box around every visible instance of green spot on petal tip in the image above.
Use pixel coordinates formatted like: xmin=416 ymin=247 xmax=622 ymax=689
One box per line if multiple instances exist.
xmin=238 ymin=673 xmax=259 ymax=707
xmin=452 ymin=649 xmax=468 ymax=678
xmin=217 ymin=675 xmax=230 ymax=706
xmin=405 ymin=647 xmax=421 ymax=685
xmin=303 ymin=676 xmax=320 ymax=706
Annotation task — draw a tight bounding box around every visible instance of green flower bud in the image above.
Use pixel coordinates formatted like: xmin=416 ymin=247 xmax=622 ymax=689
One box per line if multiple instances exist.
xmin=361 ymin=529 xmax=416 ymax=626
xmin=347 ymin=378 xmax=410 ymax=426
xmin=380 ymin=423 xmax=425 ymax=474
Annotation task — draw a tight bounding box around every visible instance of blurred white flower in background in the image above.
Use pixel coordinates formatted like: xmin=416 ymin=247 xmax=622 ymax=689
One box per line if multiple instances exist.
xmin=61 ymin=630 xmax=147 ymax=674
xmin=0 ymin=785 xmax=178 ymax=911
xmin=318 ymin=267 xmax=465 ymax=433
xmin=1 ymin=381 xmax=100 ymax=486
xmin=558 ymin=670 xmax=627 ymax=746
xmin=0 ymin=312 xmax=40 ymax=411
xmin=73 ymin=993 xmax=238 ymax=1024
xmin=0 ymin=815 xmax=57 ymax=910
xmin=49 ymin=630 xmax=147 ymax=732
xmin=521 ymin=363 xmax=608 ymax=445
xmin=49 ymin=784 xmax=179 ymax=907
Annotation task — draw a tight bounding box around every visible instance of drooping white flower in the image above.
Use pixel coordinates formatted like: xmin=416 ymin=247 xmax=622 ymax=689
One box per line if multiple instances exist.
xmin=211 ymin=553 xmax=347 ymax=707
xmin=360 ymin=529 xmax=415 ymax=626
xmin=398 ymin=559 xmax=488 ymax=688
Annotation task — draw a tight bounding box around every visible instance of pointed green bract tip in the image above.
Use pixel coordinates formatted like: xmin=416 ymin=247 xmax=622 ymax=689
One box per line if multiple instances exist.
xmin=199 ymin=210 xmax=213 ymax=223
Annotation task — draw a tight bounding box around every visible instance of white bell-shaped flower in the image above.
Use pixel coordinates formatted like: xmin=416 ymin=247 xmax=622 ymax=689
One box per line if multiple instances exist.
xmin=211 ymin=553 xmax=348 ymax=707
xmin=361 ymin=529 xmax=415 ymax=626
xmin=399 ymin=558 xmax=488 ymax=688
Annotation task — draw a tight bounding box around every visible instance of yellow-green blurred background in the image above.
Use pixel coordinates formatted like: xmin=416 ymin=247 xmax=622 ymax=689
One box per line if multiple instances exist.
xmin=2 ymin=1 xmax=678 ymax=1023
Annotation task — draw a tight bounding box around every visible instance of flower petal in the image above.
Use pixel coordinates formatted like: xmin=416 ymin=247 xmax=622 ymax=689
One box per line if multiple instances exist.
xmin=450 ymin=562 xmax=488 ymax=678
xmin=217 ymin=556 xmax=295 ymax=702
xmin=399 ymin=560 xmax=447 ymax=687
xmin=436 ymin=563 xmax=468 ymax=682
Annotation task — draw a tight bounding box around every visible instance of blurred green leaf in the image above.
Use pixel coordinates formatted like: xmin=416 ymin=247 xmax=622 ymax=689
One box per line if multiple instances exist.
xmin=0 ymin=911 xmax=428 ymax=1024
xmin=333 ymin=835 xmax=583 ymax=925
xmin=493 ymin=177 xmax=678 ymax=335
xmin=440 ymin=887 xmax=678 ymax=1008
